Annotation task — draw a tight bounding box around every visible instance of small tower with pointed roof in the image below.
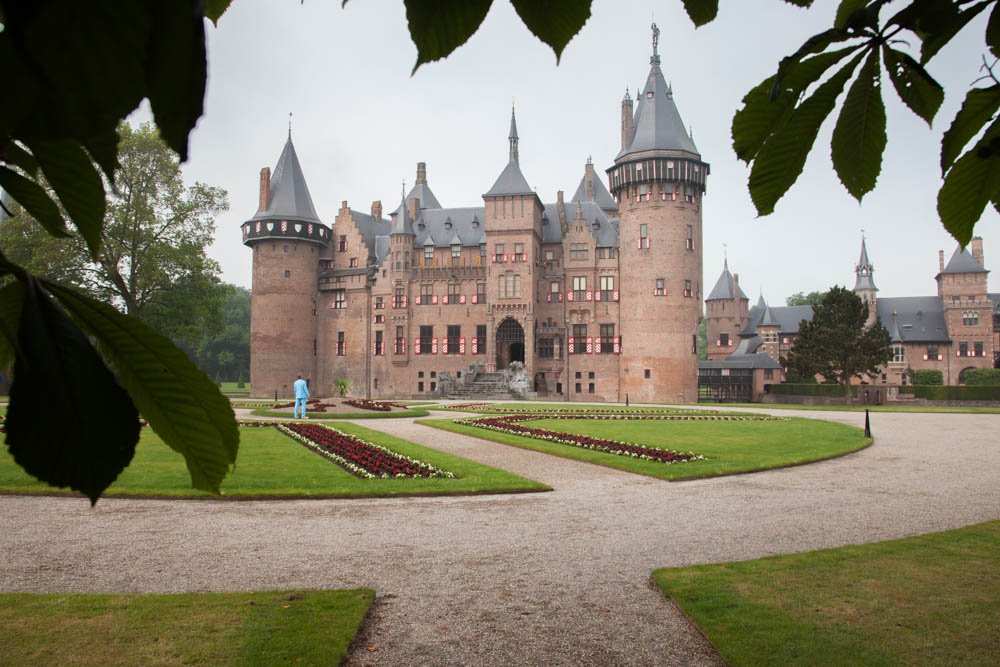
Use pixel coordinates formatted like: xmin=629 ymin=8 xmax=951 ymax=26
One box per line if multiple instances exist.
xmin=705 ymin=257 xmax=749 ymax=360
xmin=853 ymin=236 xmax=878 ymax=326
xmin=241 ymin=130 xmax=331 ymax=398
xmin=607 ymin=23 xmax=709 ymax=402
xmin=936 ymin=238 xmax=993 ymax=377
xmin=483 ymin=106 xmax=543 ymax=370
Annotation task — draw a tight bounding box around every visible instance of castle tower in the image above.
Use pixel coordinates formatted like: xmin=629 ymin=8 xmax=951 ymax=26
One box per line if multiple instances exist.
xmin=483 ymin=106 xmax=543 ymax=371
xmin=705 ymin=258 xmax=749 ymax=360
xmin=241 ymin=132 xmax=330 ymax=398
xmin=853 ymin=236 xmax=878 ymax=326
xmin=606 ymin=23 xmax=709 ymax=402
xmin=936 ymin=239 xmax=993 ymax=383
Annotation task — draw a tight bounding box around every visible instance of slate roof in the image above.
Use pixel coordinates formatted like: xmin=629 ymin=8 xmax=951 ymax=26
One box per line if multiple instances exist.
xmin=485 ymin=159 xmax=534 ymax=197
xmin=390 ymin=194 xmax=414 ymax=236
xmin=347 ymin=208 xmax=391 ymax=259
xmin=854 ymin=238 xmax=878 ymax=291
xmin=707 ymin=259 xmax=749 ymax=301
xmin=406 ymin=182 xmax=441 ymax=210
xmin=570 ymin=161 xmax=618 ymax=212
xmin=990 ymin=293 xmax=1000 ymax=316
xmin=699 ymin=352 xmax=782 ymax=371
xmin=617 ymin=51 xmax=699 ymax=160
xmin=741 ymin=303 xmax=813 ymax=336
xmin=249 ymin=136 xmax=322 ymax=225
xmin=940 ymin=245 xmax=987 ymax=274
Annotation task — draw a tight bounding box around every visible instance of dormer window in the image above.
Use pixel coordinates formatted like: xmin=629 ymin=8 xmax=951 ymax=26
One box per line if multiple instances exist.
xmin=645 ymin=91 xmax=653 ymax=99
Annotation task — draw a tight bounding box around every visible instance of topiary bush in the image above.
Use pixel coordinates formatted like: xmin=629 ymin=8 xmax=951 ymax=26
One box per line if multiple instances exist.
xmin=910 ymin=385 xmax=1000 ymax=400
xmin=963 ymin=368 xmax=1000 ymax=386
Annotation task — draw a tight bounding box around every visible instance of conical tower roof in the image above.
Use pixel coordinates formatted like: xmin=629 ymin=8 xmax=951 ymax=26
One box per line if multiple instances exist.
xmin=391 ymin=193 xmax=415 ymax=236
xmin=486 ymin=108 xmax=534 ymax=197
xmin=941 ymin=245 xmax=987 ymax=274
xmin=759 ymin=301 xmax=780 ymax=327
xmin=854 ymin=237 xmax=878 ymax=291
xmin=707 ymin=258 xmax=749 ymax=301
xmin=571 ymin=157 xmax=617 ymax=212
xmin=617 ymin=24 xmax=699 ymax=161
xmin=250 ymin=135 xmax=321 ymax=224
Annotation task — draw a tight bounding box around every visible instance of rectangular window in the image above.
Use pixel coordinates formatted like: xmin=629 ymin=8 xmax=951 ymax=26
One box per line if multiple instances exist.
xmin=599 ymin=324 xmax=614 ymax=355
xmin=960 ymin=341 xmax=969 ymax=357
xmin=475 ymin=324 xmax=486 ymax=356
xmin=538 ymin=337 xmax=554 ymax=359
xmin=572 ymin=324 xmax=587 ymax=355
xmin=424 ymin=245 xmax=434 ymax=261
xmin=419 ymin=325 xmax=433 ymax=355
xmin=719 ymin=332 xmax=729 ymax=347
xmin=420 ymin=284 xmax=433 ymax=305
xmin=451 ymin=245 xmax=461 ymax=258
xmin=644 ymin=369 xmax=651 ymax=379
xmin=963 ymin=311 xmax=980 ymax=326
xmin=654 ymin=278 xmax=665 ymax=296
xmin=891 ymin=343 xmax=905 ymax=363
xmin=337 ymin=331 xmax=346 ymax=356
xmin=374 ymin=330 xmax=384 ymax=356
xmin=926 ymin=345 xmax=939 ymax=361
xmin=375 ymin=296 xmax=384 ymax=310
xmin=494 ymin=243 xmax=505 ymax=262
xmin=597 ymin=247 xmax=617 ymax=260
xmin=333 ymin=289 xmax=346 ymax=309
xmin=588 ymin=383 xmax=595 ymax=394
xmin=448 ymin=283 xmax=460 ymax=304
xmin=570 ymin=243 xmax=588 ymax=260
xmin=572 ymin=276 xmax=587 ymax=302
xmin=575 ymin=383 xmax=582 ymax=393
xmin=349 ymin=257 xmax=359 ymax=268
xmin=545 ymin=249 xmax=554 ymax=261
xmin=514 ymin=242 xmax=525 ymax=262
xmin=764 ymin=368 xmax=773 ymax=380
xmin=394 ymin=325 xmax=405 ymax=354
xmin=374 ymin=314 xmax=384 ymax=324
xmin=684 ymin=280 xmax=693 ymax=298
xmin=599 ymin=276 xmax=614 ymax=301
xmin=974 ymin=341 xmax=984 ymax=357
xmin=447 ymin=325 xmax=461 ymax=355
xmin=418 ymin=381 xmax=424 ymax=392
xmin=338 ymin=235 xmax=347 ymax=252
xmin=685 ymin=224 xmax=694 ymax=250
xmin=476 ymin=282 xmax=486 ymax=304
xmin=550 ymin=281 xmax=560 ymax=293
xmin=638 ymin=224 xmax=649 ymax=249
xmin=393 ymin=287 xmax=405 ymax=309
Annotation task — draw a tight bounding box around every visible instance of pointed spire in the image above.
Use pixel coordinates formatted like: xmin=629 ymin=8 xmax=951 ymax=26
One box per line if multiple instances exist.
xmin=391 ymin=190 xmax=414 ymax=236
xmin=707 ymin=256 xmax=748 ymax=301
xmin=288 ymin=112 xmax=292 ymax=138
xmin=249 ymin=133 xmax=321 ymax=224
xmin=854 ymin=234 xmax=878 ymax=292
xmin=509 ymin=105 xmax=519 ymax=164
xmin=651 ymin=22 xmax=660 ymax=67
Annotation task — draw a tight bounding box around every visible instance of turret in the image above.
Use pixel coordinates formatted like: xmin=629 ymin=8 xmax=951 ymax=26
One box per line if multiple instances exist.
xmin=853 ymin=236 xmax=878 ymax=326
xmin=705 ymin=257 xmax=749 ymax=360
xmin=607 ymin=23 xmax=708 ymax=402
xmin=241 ymin=132 xmax=330 ymax=398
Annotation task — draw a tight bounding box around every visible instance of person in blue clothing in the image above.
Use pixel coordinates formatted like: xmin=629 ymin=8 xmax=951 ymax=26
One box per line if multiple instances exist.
xmin=293 ymin=374 xmax=310 ymax=418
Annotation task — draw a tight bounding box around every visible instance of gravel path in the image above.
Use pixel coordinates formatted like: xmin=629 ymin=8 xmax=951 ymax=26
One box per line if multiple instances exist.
xmin=1 ymin=408 xmax=998 ymax=665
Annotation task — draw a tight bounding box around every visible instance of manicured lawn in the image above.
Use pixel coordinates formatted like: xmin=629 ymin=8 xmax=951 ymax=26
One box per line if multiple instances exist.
xmin=423 ymin=415 xmax=869 ymax=480
xmin=709 ymin=401 xmax=1000 ymax=414
xmin=0 ymin=424 xmax=549 ymax=498
xmin=0 ymin=588 xmax=372 ymax=665
xmin=436 ymin=402 xmax=713 ymax=414
xmin=654 ymin=521 xmax=1000 ymax=666
xmin=251 ymin=407 xmax=431 ymax=419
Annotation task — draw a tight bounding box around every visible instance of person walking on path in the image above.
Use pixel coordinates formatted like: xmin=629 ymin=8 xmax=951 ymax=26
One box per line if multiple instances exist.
xmin=293 ymin=374 xmax=309 ymax=418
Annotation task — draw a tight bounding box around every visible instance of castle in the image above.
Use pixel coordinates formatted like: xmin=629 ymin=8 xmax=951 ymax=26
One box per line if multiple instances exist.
xmin=242 ymin=26 xmax=708 ymax=402
xmin=700 ymin=237 xmax=999 ymax=401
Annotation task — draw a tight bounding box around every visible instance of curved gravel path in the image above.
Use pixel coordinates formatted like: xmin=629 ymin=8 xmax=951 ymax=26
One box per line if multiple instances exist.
xmin=1 ymin=407 xmax=998 ymax=665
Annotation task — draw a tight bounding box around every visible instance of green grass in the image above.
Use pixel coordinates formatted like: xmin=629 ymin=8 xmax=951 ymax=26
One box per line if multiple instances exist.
xmin=711 ymin=401 xmax=1000 ymax=414
xmin=0 ymin=423 xmax=549 ymax=498
xmin=0 ymin=588 xmax=372 ymax=666
xmin=653 ymin=521 xmax=1000 ymax=666
xmin=422 ymin=415 xmax=869 ymax=480
xmin=251 ymin=407 xmax=431 ymax=419
xmin=436 ymin=402 xmax=715 ymax=414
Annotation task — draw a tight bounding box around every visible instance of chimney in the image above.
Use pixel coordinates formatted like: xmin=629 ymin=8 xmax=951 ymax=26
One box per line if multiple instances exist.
xmin=556 ymin=190 xmax=568 ymax=233
xmin=258 ymin=167 xmax=270 ymax=213
xmin=415 ymin=162 xmax=427 ymax=185
xmin=621 ymin=92 xmax=634 ymax=153
xmin=938 ymin=250 xmax=944 ymax=273
xmin=584 ymin=157 xmax=596 ymax=201
xmin=371 ymin=200 xmax=382 ymax=221
xmin=407 ymin=197 xmax=419 ymax=222
xmin=971 ymin=236 xmax=984 ymax=267
xmin=733 ymin=273 xmax=740 ymax=302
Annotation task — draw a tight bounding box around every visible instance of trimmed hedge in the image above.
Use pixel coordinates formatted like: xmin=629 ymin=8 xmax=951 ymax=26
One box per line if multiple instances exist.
xmin=910 ymin=385 xmax=1000 ymax=401
xmin=771 ymin=383 xmax=848 ymax=397
xmin=964 ymin=368 xmax=1000 ymax=386
xmin=911 ymin=369 xmax=943 ymax=385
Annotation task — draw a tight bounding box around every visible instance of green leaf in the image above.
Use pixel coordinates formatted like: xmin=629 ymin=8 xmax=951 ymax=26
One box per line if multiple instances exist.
xmin=835 ymin=0 xmax=868 ymax=29
xmin=81 ymin=128 xmax=121 ymax=185
xmin=782 ymin=0 xmax=816 ymax=6
xmin=0 ymin=281 xmax=26 ymax=371
xmin=941 ymin=85 xmax=1000 ymax=172
xmin=882 ymin=47 xmax=943 ymax=125
xmin=0 ymin=166 xmax=69 ymax=238
xmin=988 ymin=3 xmax=1000 ymax=58
xmin=749 ymin=51 xmax=864 ymax=215
xmin=406 ymin=0 xmax=493 ymax=73
xmin=510 ymin=0 xmax=591 ymax=62
xmin=680 ymin=0 xmax=718 ymax=26
xmin=919 ymin=0 xmax=992 ymax=64
xmin=1 ymin=141 xmax=39 ymax=176
xmin=4 ymin=277 xmax=139 ymax=504
xmin=204 ymin=0 xmax=234 ymax=26
xmin=938 ymin=121 xmax=1000 ymax=246
xmin=26 ymin=140 xmax=107 ymax=259
xmin=44 ymin=282 xmax=239 ymax=495
xmin=832 ymin=49 xmax=886 ymax=200
xmin=146 ymin=2 xmax=207 ymax=162
xmin=733 ymin=46 xmax=860 ymax=163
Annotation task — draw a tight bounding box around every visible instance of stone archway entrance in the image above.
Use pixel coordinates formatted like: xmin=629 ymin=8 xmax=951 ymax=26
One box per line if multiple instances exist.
xmin=496 ymin=318 xmax=525 ymax=369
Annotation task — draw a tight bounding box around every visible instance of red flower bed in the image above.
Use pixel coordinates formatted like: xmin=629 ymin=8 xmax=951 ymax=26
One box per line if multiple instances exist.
xmin=462 ymin=413 xmax=712 ymax=464
xmin=278 ymin=422 xmax=454 ymax=479
xmin=271 ymin=398 xmax=336 ymax=413
xmin=343 ymin=399 xmax=402 ymax=412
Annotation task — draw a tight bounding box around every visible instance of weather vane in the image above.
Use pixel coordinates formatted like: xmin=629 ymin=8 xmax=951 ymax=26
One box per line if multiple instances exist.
xmin=288 ymin=112 xmax=292 ymax=137
xmin=652 ymin=22 xmax=659 ymax=54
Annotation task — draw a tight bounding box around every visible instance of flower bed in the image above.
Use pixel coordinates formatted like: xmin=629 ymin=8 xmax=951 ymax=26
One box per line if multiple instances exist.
xmin=342 ymin=399 xmax=402 ymax=412
xmin=278 ymin=422 xmax=455 ymax=479
xmin=458 ymin=413 xmax=784 ymax=464
xmin=271 ymin=398 xmax=337 ymax=412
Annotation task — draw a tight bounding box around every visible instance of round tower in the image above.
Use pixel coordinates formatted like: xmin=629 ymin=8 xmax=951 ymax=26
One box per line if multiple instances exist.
xmin=607 ymin=23 xmax=709 ymax=402
xmin=241 ymin=133 xmax=330 ymax=398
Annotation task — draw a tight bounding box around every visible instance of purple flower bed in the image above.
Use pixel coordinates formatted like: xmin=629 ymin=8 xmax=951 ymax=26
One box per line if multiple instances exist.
xmin=278 ymin=422 xmax=454 ymax=479
xmin=342 ymin=399 xmax=402 ymax=412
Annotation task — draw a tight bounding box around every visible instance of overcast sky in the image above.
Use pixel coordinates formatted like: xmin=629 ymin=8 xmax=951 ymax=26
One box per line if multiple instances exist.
xmin=155 ymin=0 xmax=998 ymax=305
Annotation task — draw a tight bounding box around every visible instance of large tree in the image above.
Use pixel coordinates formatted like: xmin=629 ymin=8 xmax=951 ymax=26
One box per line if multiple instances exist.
xmin=786 ymin=290 xmax=829 ymax=306
xmin=782 ymin=285 xmax=892 ymax=403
